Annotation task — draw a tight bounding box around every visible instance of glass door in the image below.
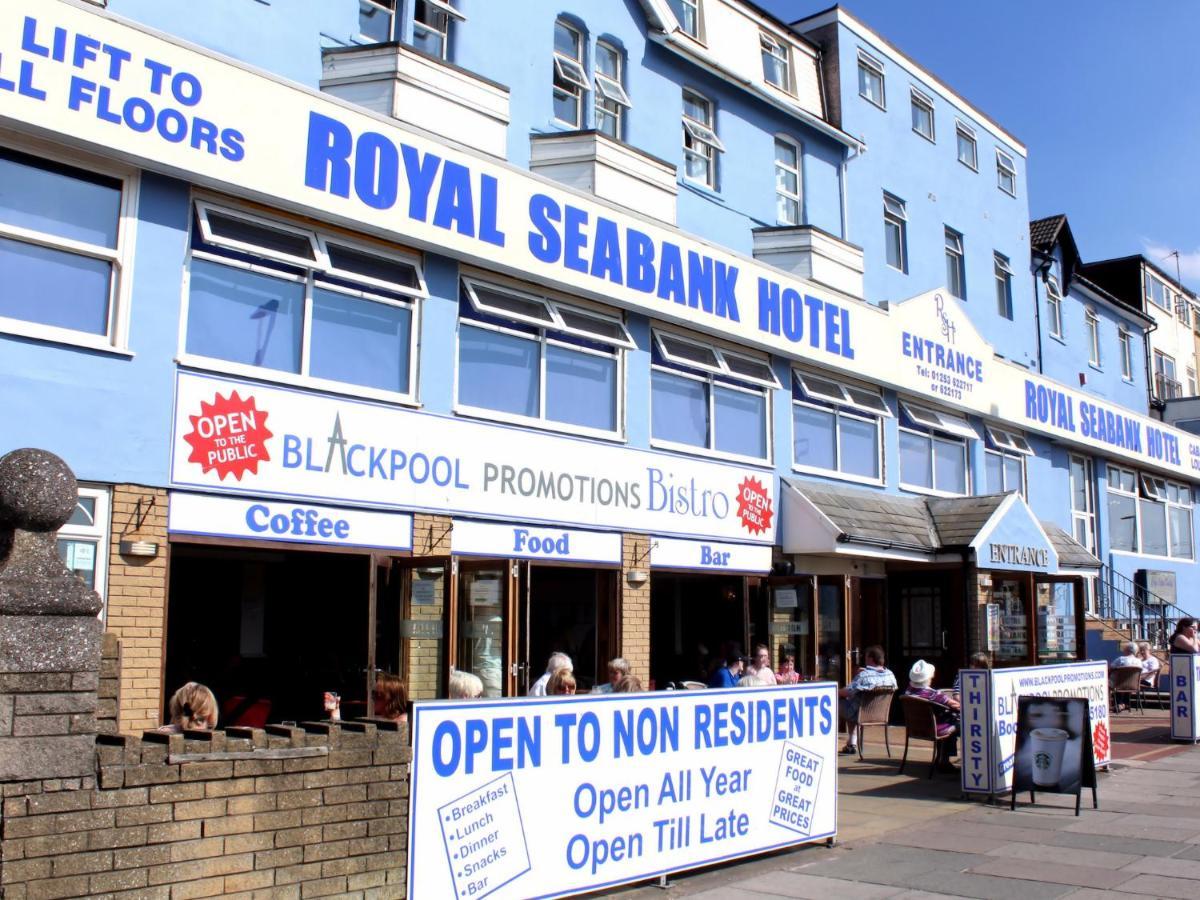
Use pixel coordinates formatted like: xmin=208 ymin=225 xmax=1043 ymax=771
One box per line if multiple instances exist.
xmin=816 ymin=576 xmax=846 ymax=684
xmin=1035 ymin=578 xmax=1081 ymax=663
xmin=371 ymin=558 xmax=450 ymax=709
xmin=763 ymin=576 xmax=815 ymax=680
xmin=457 ymin=562 xmax=515 ymax=696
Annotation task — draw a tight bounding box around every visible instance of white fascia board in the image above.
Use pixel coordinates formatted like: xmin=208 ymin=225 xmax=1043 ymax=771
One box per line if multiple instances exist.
xmin=779 ymin=481 xmax=843 ymax=553
xmin=1072 ymin=280 xmax=1154 ymax=329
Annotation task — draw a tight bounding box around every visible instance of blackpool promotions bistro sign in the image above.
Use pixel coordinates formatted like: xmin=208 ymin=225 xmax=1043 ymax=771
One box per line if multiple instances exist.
xmin=168 ymin=372 xmax=777 ymax=544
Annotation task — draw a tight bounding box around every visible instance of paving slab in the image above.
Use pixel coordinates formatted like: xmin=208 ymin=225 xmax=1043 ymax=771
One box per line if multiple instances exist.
xmin=1099 ymin=874 xmax=1200 ymax=899
xmin=729 ymin=871 xmax=903 ymax=899
xmin=966 ymin=858 xmax=1135 ymax=890
xmin=982 ymin=841 xmax=1140 ymax=870
xmin=1119 ymin=855 xmax=1200 ymax=879
xmin=872 ymin=869 xmax=1075 ymax=900
xmin=879 ymin=831 xmax=1010 ymax=855
xmin=1062 ymin=818 xmax=1200 ymax=840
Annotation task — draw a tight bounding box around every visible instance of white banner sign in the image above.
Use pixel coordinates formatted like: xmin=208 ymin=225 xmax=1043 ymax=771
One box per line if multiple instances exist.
xmin=167 ymin=491 xmax=412 ymax=551
xmin=5 ymin=3 xmax=1200 ymax=480
xmin=169 ymin=372 xmax=778 ymax=544
xmin=409 ymin=685 xmax=837 ymax=898
xmin=1170 ymin=654 xmax=1200 ymax=743
xmin=650 ymin=537 xmax=773 ymax=573
xmin=960 ymin=661 xmax=1111 ymax=795
xmin=452 ymin=520 xmax=622 ymax=565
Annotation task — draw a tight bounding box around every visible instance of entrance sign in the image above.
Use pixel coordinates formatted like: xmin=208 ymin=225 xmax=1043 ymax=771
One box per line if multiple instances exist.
xmin=167 ymin=491 xmax=412 ymax=551
xmin=452 ymin=520 xmax=622 ymax=565
xmin=971 ymin=494 xmax=1058 ymax=573
xmin=1170 ymin=654 xmax=1200 ymax=743
xmin=170 ymin=372 xmax=777 ymax=544
xmin=1009 ymin=697 xmax=1098 ymax=815
xmin=408 ymin=684 xmax=837 ymax=898
xmin=649 ymin=537 xmax=773 ymax=573
xmin=959 ymin=661 xmax=1110 ymax=796
xmin=5 ymin=3 xmax=1200 ymax=480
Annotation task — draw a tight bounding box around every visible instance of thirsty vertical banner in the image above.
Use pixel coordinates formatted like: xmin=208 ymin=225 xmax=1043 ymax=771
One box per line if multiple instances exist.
xmin=408 ymin=684 xmax=838 ymax=899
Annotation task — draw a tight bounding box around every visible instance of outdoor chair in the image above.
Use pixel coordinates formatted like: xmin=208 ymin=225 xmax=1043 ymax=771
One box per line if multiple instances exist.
xmin=680 ymin=681 xmax=707 ymax=690
xmin=898 ymin=695 xmax=956 ymax=779
xmin=854 ymin=687 xmax=895 ymax=761
xmin=1110 ymin=665 xmax=1143 ymax=715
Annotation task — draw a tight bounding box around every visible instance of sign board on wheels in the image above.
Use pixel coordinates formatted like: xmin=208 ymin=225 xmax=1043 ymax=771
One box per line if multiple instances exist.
xmin=408 ymin=684 xmax=838 ymax=899
xmin=960 ymin=661 xmax=1110 ymax=797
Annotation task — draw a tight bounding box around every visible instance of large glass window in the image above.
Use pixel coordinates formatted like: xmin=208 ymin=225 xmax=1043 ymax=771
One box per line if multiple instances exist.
xmin=651 ymin=330 xmax=778 ymax=461
xmin=857 ymin=50 xmax=885 ymax=109
xmin=1154 ymin=350 xmax=1179 ymax=400
xmin=457 ymin=277 xmax=632 ymax=437
xmin=1145 ymin=272 xmax=1168 ymax=310
xmin=184 ymin=202 xmax=424 ymax=398
xmin=956 ymin=120 xmax=978 ymax=170
xmin=682 ymin=89 xmax=723 ymax=189
xmin=883 ymin=192 xmax=907 ymax=273
xmin=1107 ymin=465 xmax=1193 ymax=559
xmin=792 ymin=372 xmax=890 ymax=482
xmin=761 ymin=33 xmax=790 ymax=91
xmin=910 ymin=88 xmax=934 ymax=141
xmin=898 ymin=401 xmax=975 ymax=495
xmin=996 ymin=149 xmax=1017 ymax=196
xmin=984 ymin=427 xmax=1031 ymax=496
xmin=1085 ymin=308 xmax=1101 ymax=366
xmin=594 ymin=41 xmax=631 ymax=140
xmin=0 ymin=147 xmax=128 ymax=345
xmin=1046 ymin=276 xmax=1063 ymax=338
xmin=994 ymin=252 xmax=1013 ymax=319
xmin=944 ymin=227 xmax=965 ymax=299
xmin=1069 ymin=455 xmax=1096 ymax=555
xmin=775 ymin=137 xmax=802 ymax=225
xmin=552 ymin=20 xmax=587 ymax=127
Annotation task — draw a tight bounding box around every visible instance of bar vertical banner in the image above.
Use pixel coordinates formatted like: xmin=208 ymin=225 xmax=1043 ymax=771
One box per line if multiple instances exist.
xmin=1170 ymin=654 xmax=1200 ymax=743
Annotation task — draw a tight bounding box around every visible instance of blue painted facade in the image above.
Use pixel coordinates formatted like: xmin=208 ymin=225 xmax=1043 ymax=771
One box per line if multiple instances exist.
xmin=1 ymin=0 xmax=1197 ymax=723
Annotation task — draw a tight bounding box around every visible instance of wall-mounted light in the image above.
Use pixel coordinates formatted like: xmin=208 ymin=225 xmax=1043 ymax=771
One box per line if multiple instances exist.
xmin=119 ymin=540 xmax=159 ymax=558
xmin=625 ymin=569 xmax=649 ymax=587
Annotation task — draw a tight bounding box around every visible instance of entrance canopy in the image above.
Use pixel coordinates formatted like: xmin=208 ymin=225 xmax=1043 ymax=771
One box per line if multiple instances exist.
xmin=781 ymin=481 xmax=1099 ymax=574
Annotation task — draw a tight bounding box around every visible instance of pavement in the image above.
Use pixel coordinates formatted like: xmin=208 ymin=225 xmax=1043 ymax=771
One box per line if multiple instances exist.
xmin=615 ymin=708 xmax=1200 ymax=900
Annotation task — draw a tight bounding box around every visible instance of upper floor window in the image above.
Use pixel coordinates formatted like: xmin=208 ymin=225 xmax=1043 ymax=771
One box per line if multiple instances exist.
xmin=1189 ymin=368 xmax=1198 ymax=397
xmin=996 ymin=149 xmax=1017 ymax=196
xmin=552 ymin=20 xmax=588 ymax=128
xmin=1145 ymin=272 xmax=1169 ymax=310
xmin=883 ymin=192 xmax=908 ymax=273
xmin=994 ymin=252 xmax=1013 ymax=319
xmin=793 ymin=372 xmax=890 ymax=484
xmin=955 ymin=120 xmax=978 ymax=170
xmin=774 ymin=137 xmax=802 ymax=225
xmin=761 ymin=33 xmax=791 ymax=91
xmin=457 ymin=275 xmax=633 ymax=438
xmin=1107 ymin=465 xmax=1193 ymax=559
xmin=682 ymin=88 xmax=723 ymax=189
xmin=58 ymin=485 xmax=110 ymax=613
xmin=651 ymin=330 xmax=778 ymax=462
xmin=1119 ymin=327 xmax=1133 ymax=380
xmin=898 ymin=400 xmax=975 ymax=495
xmin=183 ymin=201 xmax=425 ymax=400
xmin=1085 ymin=308 xmax=1100 ymax=366
xmin=358 ymin=0 xmax=393 ymax=42
xmin=857 ymin=50 xmax=885 ymax=109
xmin=944 ymin=227 xmax=965 ymax=299
xmin=412 ymin=1 xmax=463 ymax=59
xmin=1045 ymin=276 xmax=1063 ymax=338
xmin=1069 ymin=455 xmax=1096 ymax=555
xmin=0 ymin=146 xmax=132 ymax=350
xmin=1154 ymin=349 xmax=1180 ymax=400
xmin=910 ymin=88 xmax=934 ymax=141
xmin=984 ymin=426 xmax=1032 ymax=496
xmin=594 ymin=41 xmax=631 ymax=140
xmin=668 ymin=0 xmax=702 ymax=39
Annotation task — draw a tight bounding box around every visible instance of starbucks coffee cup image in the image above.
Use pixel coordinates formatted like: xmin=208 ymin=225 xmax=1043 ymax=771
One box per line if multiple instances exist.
xmin=1030 ymin=727 xmax=1070 ymax=786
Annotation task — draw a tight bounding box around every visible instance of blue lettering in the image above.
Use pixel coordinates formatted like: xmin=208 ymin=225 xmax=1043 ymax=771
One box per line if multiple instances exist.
xmin=432 ymin=161 xmax=475 ymax=236
xmin=563 ymin=205 xmax=589 ymax=273
xmin=591 ymin=217 xmax=623 ymax=283
xmin=401 ymin=144 xmax=441 ymax=221
xmin=627 ymin=229 xmax=656 ymax=292
xmin=304 ymin=111 xmax=352 ymax=198
xmin=527 ymin=194 xmax=562 ymax=263
xmin=245 ymin=505 xmax=270 ymax=533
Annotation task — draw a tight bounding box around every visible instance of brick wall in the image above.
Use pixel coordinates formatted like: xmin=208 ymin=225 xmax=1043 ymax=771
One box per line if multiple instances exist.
xmin=0 ymin=723 xmax=410 ymax=899
xmin=97 ymin=635 xmax=120 ymax=737
xmin=620 ymin=534 xmax=650 ymax=685
xmin=104 ymin=486 xmax=169 ymax=735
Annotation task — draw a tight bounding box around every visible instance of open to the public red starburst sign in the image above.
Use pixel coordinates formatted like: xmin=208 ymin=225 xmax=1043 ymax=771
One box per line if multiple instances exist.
xmin=183 ymin=391 xmax=273 ymax=481
xmin=736 ymin=476 xmax=773 ymax=535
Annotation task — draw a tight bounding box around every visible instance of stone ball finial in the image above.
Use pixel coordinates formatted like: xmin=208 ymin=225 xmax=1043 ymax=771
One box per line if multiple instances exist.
xmin=0 ymin=448 xmax=78 ymax=533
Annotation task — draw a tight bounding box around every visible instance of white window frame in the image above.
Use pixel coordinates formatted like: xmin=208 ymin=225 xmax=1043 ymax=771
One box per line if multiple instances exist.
xmin=1145 ymin=272 xmax=1169 ymax=310
xmin=1189 ymin=367 xmax=1198 ymax=397
xmin=1046 ymin=275 xmax=1063 ymax=339
xmin=996 ymin=148 xmax=1017 ymax=197
xmin=57 ymin=484 xmax=110 ymax=619
xmin=898 ymin=427 xmax=970 ymax=496
xmin=552 ymin=20 xmax=587 ymax=128
xmin=795 ymin=370 xmax=892 ymax=417
xmin=792 ymin=399 xmax=885 ymax=486
xmin=857 ymin=50 xmax=885 ymax=109
xmin=898 ymin=399 xmax=975 ymax=497
xmin=994 ymin=252 xmax=1013 ymax=319
xmin=181 ymin=199 xmax=426 ymax=405
xmin=955 ymin=120 xmax=978 ymax=170
xmin=412 ymin=0 xmax=464 ymax=60
xmin=670 ymin=0 xmax=703 ymax=40
xmin=651 ymin=328 xmax=776 ymax=464
xmin=985 ymin=426 xmax=1033 ymax=456
xmin=910 ymin=87 xmax=935 ymax=142
xmin=357 ymin=0 xmax=395 ymax=43
xmin=1119 ymin=327 xmax=1134 ymax=381
xmin=0 ymin=140 xmax=139 ymax=355
xmin=594 ymin=41 xmax=631 ymax=140
xmin=760 ymin=32 xmax=792 ymax=93
xmin=984 ymin=448 xmax=1026 ymax=496
xmin=884 ymin=192 xmax=908 ymax=273
xmin=1085 ymin=307 xmax=1101 ymax=367
xmin=455 ymin=275 xmax=631 ymax=441
xmin=899 ymin=400 xmax=978 ymax=440
xmin=792 ymin=371 xmax=889 ymax=486
xmin=945 ymin=227 xmax=965 ymax=299
xmin=1069 ymin=455 xmax=1096 ymax=557
xmin=682 ymin=88 xmax=723 ymax=189
xmin=774 ymin=135 xmax=802 ymax=226
xmin=1108 ymin=464 xmax=1194 ymax=560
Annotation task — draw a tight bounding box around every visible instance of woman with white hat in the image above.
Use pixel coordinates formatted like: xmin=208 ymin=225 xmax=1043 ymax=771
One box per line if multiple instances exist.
xmin=905 ymin=660 xmax=961 ymax=763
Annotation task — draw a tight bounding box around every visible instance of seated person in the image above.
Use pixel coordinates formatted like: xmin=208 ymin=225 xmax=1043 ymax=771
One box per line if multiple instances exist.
xmin=591 ymin=657 xmax=630 ymax=694
xmin=1110 ymin=641 xmax=1141 ymax=670
xmin=747 ymin=644 xmax=777 ymax=685
xmin=952 ymin=652 xmax=991 ymax=693
xmin=1137 ymin=642 xmax=1161 ymax=690
xmin=708 ymin=653 xmax=745 ymax=689
xmin=906 ymin=660 xmax=960 ymax=763
xmin=776 ymin=653 xmax=801 ymax=685
xmin=158 ymin=682 xmax=218 ymax=733
xmin=837 ymin=645 xmax=896 ymax=755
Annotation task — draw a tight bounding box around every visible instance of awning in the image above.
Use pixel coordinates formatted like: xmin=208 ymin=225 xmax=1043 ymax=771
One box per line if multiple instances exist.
xmin=781 ymin=480 xmax=1099 ymax=573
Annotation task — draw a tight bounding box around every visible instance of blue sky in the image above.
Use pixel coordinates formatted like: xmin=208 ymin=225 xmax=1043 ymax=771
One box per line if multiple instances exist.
xmin=761 ymin=0 xmax=1200 ymax=288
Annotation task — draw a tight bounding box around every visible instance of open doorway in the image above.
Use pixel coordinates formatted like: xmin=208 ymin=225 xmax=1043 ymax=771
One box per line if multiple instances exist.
xmin=650 ymin=573 xmax=747 ymax=688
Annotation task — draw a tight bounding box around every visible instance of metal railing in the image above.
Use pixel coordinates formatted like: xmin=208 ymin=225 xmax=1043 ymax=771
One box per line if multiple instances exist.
xmin=1095 ymin=563 xmax=1193 ymax=649
xmin=1155 ymin=372 xmax=1183 ymax=401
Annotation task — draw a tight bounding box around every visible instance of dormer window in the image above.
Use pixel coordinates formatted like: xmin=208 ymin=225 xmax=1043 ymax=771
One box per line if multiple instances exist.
xmin=761 ymin=33 xmax=790 ymax=91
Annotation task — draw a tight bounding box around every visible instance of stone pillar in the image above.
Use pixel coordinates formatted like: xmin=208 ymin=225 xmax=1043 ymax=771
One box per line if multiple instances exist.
xmin=0 ymin=449 xmax=103 ymax=781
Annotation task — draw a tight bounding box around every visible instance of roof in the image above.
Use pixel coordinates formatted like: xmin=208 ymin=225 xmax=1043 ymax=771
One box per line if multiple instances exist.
xmin=927 ymin=495 xmax=1006 ymax=547
xmin=1029 ymin=215 xmax=1066 ymax=251
xmin=1042 ymin=521 xmax=1102 ymax=569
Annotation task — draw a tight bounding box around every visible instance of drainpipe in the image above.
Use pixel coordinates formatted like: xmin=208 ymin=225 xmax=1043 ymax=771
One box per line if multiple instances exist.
xmin=1032 ymin=251 xmax=1053 ymax=374
xmin=1144 ymin=315 xmax=1159 ymax=415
